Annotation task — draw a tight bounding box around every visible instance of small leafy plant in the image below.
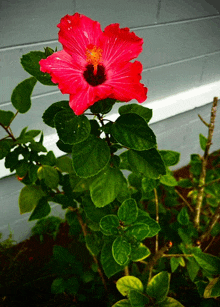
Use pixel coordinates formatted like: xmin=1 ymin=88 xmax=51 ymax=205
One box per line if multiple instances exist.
xmin=0 ymin=13 xmax=220 ymax=307
xmin=31 ymin=216 xmax=63 ymax=242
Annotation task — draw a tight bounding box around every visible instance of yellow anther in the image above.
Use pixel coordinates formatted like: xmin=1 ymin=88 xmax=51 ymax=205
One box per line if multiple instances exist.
xmin=86 ymin=45 xmax=102 ymax=75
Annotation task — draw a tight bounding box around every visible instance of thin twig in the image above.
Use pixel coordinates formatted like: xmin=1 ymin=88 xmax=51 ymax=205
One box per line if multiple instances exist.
xmin=143 ymin=242 xmax=172 ymax=275
xmin=199 ymin=205 xmax=220 ymax=243
xmin=198 ymin=114 xmax=210 ymax=127
xmin=203 ymin=236 xmax=218 ymax=252
xmin=200 ymin=178 xmax=220 ymax=188
xmin=194 ymin=97 xmax=218 ymax=229
xmin=0 ymin=123 xmax=16 ymax=141
xmin=7 ymin=110 xmax=19 ymax=128
xmin=175 ymin=189 xmax=194 ymax=212
xmin=162 ymin=254 xmax=194 ymax=257
xmin=154 ymin=188 xmax=159 ymax=253
xmin=124 ymin=266 xmax=129 ymax=276
xmin=97 ymin=113 xmax=111 ymax=148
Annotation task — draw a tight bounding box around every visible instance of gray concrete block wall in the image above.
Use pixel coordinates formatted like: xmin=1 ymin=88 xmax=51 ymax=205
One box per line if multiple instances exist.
xmin=0 ymin=0 xmax=220 ymax=242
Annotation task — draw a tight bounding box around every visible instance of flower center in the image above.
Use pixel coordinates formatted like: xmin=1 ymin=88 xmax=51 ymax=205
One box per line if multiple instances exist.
xmin=83 ymin=64 xmax=106 ymax=86
xmin=85 ymin=45 xmax=103 ymax=75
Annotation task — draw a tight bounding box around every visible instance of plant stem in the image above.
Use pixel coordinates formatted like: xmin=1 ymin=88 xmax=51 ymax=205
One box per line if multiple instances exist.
xmin=75 ymin=209 xmax=108 ymax=291
xmin=198 ymin=114 xmax=209 ymax=127
xmin=175 ymin=189 xmax=194 ymax=212
xmin=194 ymin=97 xmax=218 ymax=230
xmin=124 ymin=266 xmax=129 ymax=276
xmin=0 ymin=123 xmax=16 ymax=141
xmin=97 ymin=113 xmax=111 ymax=148
xmin=162 ymin=254 xmax=194 ymax=257
xmin=143 ymin=242 xmax=171 ymax=275
xmin=199 ymin=205 xmax=220 ymax=243
xmin=154 ymin=188 xmax=159 ymax=253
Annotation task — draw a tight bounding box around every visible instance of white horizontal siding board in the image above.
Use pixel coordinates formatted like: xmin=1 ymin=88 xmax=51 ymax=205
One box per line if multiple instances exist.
xmin=159 ymin=0 xmax=220 ymax=23
xmin=136 ymin=16 xmax=220 ymax=69
xmin=201 ymin=52 xmax=220 ymax=83
xmin=0 ymin=0 xmax=75 ymax=48
xmin=0 ymin=42 xmax=61 ymax=104
xmin=142 ymin=57 xmax=205 ymax=102
xmin=75 ymin=0 xmax=159 ymax=28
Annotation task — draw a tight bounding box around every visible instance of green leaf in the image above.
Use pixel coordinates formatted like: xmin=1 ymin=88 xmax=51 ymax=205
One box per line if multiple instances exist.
xmin=204 ymin=277 xmax=220 ymax=298
xmin=29 ymin=197 xmax=51 ymax=221
xmin=53 ymin=245 xmax=77 ymax=265
xmin=72 ymin=135 xmax=110 ymax=178
xmin=112 ymin=236 xmax=131 ymax=265
xmin=126 ymin=223 xmax=149 ymax=241
xmin=130 ymin=243 xmax=151 ymax=262
xmin=142 ymin=177 xmax=159 ymax=192
xmin=99 ymin=215 xmax=119 ymax=235
xmin=19 ymin=185 xmax=46 ymax=214
xmin=146 ymin=271 xmax=170 ymax=302
xmin=90 ymin=167 xmax=125 ymax=207
xmin=89 ymin=98 xmax=116 ymax=114
xmin=160 ymin=171 xmax=178 ymax=186
xmin=65 ymin=276 xmax=79 ymax=295
xmin=119 ymin=150 xmax=132 ymax=171
xmin=128 ymin=290 xmax=149 ymax=307
xmin=25 ymin=130 xmax=41 ymax=138
xmin=85 ymin=232 xmax=103 ymax=256
xmin=56 ymin=156 xmax=73 ymax=173
xmin=118 ymin=198 xmax=138 ymax=225
xmin=56 ymin=140 xmax=73 ymax=153
xmin=180 ymin=244 xmax=200 ymax=281
xmin=29 ymin=141 xmax=47 ymax=152
xmin=0 ymin=110 xmax=14 ymax=126
xmin=82 ymin=195 xmax=111 ymax=223
xmin=178 ymin=179 xmax=192 ymax=188
xmin=192 ymin=247 xmax=220 ymax=275
xmin=42 ymin=100 xmax=70 ymax=127
xmin=135 ymin=210 xmax=160 ymax=237
xmin=170 ymin=257 xmax=185 ymax=273
xmin=158 ymin=297 xmax=185 ymax=306
xmin=11 ymin=77 xmax=37 ymax=113
xmin=119 ymin=104 xmax=152 ymax=123
xmin=159 ymin=150 xmax=180 ymax=166
xmin=37 ymin=165 xmax=59 ymax=189
xmin=128 ymin=149 xmax=166 ymax=179
xmin=21 ymin=51 xmax=55 ymax=85
xmin=199 ymin=133 xmax=208 ymax=151
xmin=39 ymin=151 xmax=56 ymax=166
xmin=112 ymin=299 xmax=132 ymax=307
xmin=51 ymin=277 xmax=65 ymax=294
xmin=111 ymin=114 xmax=156 ymax=151
xmin=177 ymin=207 xmax=190 ymax=225
xmin=101 ymin=240 xmax=125 ymax=278
xmin=0 ymin=139 xmax=14 ymax=160
xmin=55 ymin=109 xmax=91 ymax=144
xmin=16 ymin=160 xmax=29 ymax=177
xmin=116 ymin=276 xmax=144 ymax=296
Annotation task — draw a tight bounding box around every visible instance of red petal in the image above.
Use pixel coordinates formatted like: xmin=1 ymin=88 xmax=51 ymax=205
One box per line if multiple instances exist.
xmin=39 ymin=50 xmax=87 ymax=95
xmin=69 ymin=83 xmax=112 ymax=115
xmin=101 ymin=24 xmax=143 ymax=68
xmin=58 ymin=13 xmax=103 ymax=63
xmin=106 ymin=61 xmax=147 ymax=103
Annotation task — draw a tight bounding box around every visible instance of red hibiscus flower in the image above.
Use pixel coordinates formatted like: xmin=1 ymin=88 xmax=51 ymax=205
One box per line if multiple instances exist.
xmin=39 ymin=13 xmax=147 ymax=115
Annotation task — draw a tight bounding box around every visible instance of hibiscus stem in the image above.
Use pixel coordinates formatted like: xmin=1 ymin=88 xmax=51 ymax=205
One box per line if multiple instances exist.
xmin=194 ymin=97 xmax=218 ymax=230
xmin=96 ymin=113 xmax=112 ymax=148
